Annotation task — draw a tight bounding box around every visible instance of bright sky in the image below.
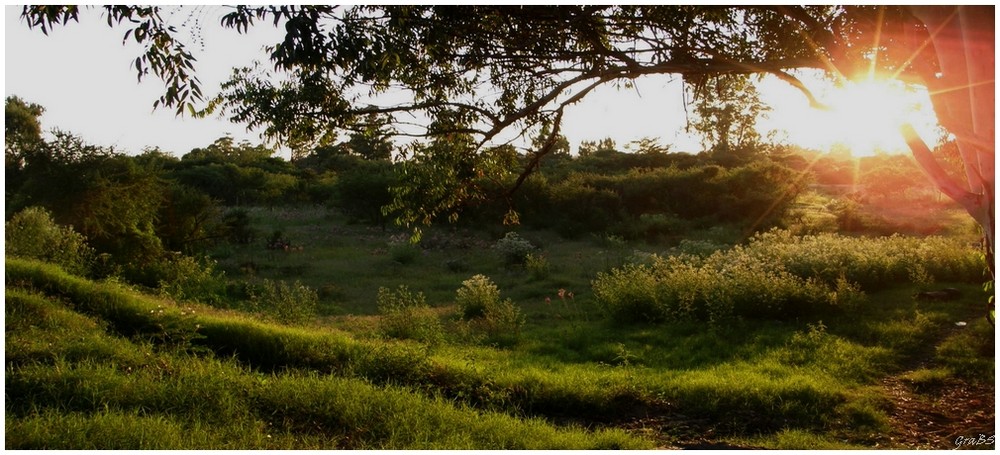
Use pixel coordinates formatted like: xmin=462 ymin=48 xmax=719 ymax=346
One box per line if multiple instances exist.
xmin=4 ymin=6 xmax=942 ymax=159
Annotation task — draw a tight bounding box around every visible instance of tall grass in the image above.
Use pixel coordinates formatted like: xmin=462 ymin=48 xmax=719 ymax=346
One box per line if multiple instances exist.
xmin=743 ymin=229 xmax=983 ymax=289
xmin=593 ymin=229 xmax=982 ymax=323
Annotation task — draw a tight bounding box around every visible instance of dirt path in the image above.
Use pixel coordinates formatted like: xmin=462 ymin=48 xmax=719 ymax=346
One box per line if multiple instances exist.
xmin=880 ymin=374 xmax=994 ymax=449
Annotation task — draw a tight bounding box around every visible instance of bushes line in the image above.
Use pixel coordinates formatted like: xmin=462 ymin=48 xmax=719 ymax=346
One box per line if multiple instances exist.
xmin=593 ymin=230 xmax=982 ymax=324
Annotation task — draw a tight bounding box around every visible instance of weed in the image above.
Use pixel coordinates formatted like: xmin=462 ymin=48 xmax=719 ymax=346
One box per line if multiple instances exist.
xmin=376 ymin=285 xmax=444 ymax=345
xmin=455 ymin=275 xmax=501 ymax=319
xmin=525 ymin=253 xmax=550 ymax=280
xmin=244 ymin=279 xmax=318 ymax=324
xmin=455 ymin=275 xmax=524 ymax=346
xmin=388 ymin=234 xmax=421 ymax=265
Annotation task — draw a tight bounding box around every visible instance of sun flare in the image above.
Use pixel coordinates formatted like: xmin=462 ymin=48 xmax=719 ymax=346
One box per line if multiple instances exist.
xmin=821 ymin=78 xmax=927 ymax=156
xmin=765 ymin=74 xmax=940 ymax=157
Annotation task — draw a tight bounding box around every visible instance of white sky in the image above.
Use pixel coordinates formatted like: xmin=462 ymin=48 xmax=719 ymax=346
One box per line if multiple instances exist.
xmin=4 ymin=5 xmax=941 ymax=159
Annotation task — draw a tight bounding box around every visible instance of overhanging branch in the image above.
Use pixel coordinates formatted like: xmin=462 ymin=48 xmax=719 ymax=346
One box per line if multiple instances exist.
xmin=901 ymin=123 xmax=981 ymax=213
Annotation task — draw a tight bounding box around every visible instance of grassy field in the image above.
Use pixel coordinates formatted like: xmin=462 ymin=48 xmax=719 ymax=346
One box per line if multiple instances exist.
xmin=6 ymin=205 xmax=994 ymax=449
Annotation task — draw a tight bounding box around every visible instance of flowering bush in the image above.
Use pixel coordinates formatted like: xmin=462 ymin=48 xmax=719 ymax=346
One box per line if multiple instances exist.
xmin=525 ymin=253 xmax=550 ymax=280
xmin=493 ymin=232 xmax=535 ymax=266
xmin=595 ymin=230 xmax=976 ymax=324
xmin=594 ymin=246 xmax=861 ymax=324
xmin=743 ymin=229 xmax=982 ymax=289
xmin=456 ymin=274 xmax=501 ymax=318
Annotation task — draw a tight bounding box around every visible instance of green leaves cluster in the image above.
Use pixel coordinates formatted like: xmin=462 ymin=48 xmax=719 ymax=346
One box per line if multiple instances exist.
xmin=6 ymin=207 xmax=94 ymax=275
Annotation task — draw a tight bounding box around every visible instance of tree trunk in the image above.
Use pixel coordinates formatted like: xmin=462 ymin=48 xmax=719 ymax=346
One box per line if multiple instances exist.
xmin=903 ymin=6 xmax=995 ymax=291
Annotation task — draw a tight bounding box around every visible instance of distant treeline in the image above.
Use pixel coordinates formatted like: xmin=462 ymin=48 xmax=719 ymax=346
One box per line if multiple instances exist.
xmin=6 ymin=95 xmax=954 ymax=286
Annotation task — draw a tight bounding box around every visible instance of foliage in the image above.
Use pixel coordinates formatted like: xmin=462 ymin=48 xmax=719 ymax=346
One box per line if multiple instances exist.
xmin=475 ymin=296 xmax=525 ymax=347
xmin=8 ymin=131 xmax=167 ymax=267
xmin=743 ymin=229 xmax=982 ymax=290
xmin=5 ymin=206 xmax=94 ymax=275
xmin=594 ymin=229 xmax=981 ymax=325
xmin=387 ymin=235 xmax=421 ymax=265
xmin=454 ymin=275 xmax=524 ymax=346
xmin=593 ymin=244 xmax=840 ymax=324
xmin=455 ymin=275 xmax=502 ymax=319
xmin=221 ymin=208 xmax=256 ymax=244
xmin=244 ymin=279 xmax=318 ymax=324
xmin=18 ymin=6 xmax=993 ymax=284
xmin=690 ymin=75 xmax=770 ymax=165
xmin=376 ymin=285 xmax=444 ymax=345
xmin=331 ymin=159 xmax=396 ymax=226
xmin=524 ymin=253 xmax=550 ymax=280
xmin=493 ymin=232 xmax=536 ymax=267
xmin=5 ymin=95 xmax=45 ymax=175
xmin=155 ymin=183 xmax=223 ymax=253
xmin=148 ymin=253 xmax=226 ymax=306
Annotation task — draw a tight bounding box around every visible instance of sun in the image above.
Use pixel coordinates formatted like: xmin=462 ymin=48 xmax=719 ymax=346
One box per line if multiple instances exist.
xmin=820 ymin=78 xmax=927 ymax=156
xmin=762 ymin=73 xmax=939 ymax=157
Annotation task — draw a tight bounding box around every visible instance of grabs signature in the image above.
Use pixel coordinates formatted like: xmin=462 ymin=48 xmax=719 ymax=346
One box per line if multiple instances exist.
xmin=955 ymin=434 xmax=995 ymax=447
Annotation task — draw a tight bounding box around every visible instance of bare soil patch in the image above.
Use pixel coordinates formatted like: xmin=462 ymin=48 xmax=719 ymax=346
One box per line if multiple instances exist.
xmin=880 ymin=375 xmax=994 ymax=449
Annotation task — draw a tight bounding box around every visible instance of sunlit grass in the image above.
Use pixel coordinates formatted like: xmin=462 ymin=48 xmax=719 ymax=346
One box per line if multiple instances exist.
xmin=6 ymin=204 xmax=993 ymax=449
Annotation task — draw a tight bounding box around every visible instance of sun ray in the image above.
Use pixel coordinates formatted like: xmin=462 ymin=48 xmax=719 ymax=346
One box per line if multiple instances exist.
xmin=790 ymin=17 xmax=847 ymax=84
xmin=888 ymin=7 xmax=960 ymax=82
xmin=868 ymin=6 xmax=886 ymax=81
xmin=743 ymin=150 xmax=831 ymax=239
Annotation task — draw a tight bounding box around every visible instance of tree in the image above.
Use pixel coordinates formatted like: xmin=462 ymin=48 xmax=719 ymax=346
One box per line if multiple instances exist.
xmin=896 ymin=7 xmax=994 ymax=288
xmin=19 ymin=5 xmax=995 ymax=285
xmin=5 ymin=96 xmax=46 ymax=201
xmin=346 ymin=113 xmax=396 ymax=161
xmin=183 ymin=136 xmax=275 ymax=165
xmin=689 ymin=75 xmax=770 ymax=166
xmin=9 ymin=128 xmax=166 ymax=266
xmin=5 ymin=96 xmax=45 ymax=168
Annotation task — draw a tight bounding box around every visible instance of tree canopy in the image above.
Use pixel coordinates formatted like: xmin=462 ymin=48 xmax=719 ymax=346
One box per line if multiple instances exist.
xmin=19 ymin=6 xmax=937 ymax=149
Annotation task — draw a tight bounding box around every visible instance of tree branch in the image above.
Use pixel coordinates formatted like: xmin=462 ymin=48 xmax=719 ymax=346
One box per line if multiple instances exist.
xmin=901 ymin=123 xmax=981 ymax=213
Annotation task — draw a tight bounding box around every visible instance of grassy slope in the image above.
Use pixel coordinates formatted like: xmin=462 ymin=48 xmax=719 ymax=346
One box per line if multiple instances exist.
xmin=7 ymin=248 xmax=992 ymax=449
xmin=6 ymin=204 xmax=993 ymax=449
xmin=5 ymin=261 xmax=648 ymax=449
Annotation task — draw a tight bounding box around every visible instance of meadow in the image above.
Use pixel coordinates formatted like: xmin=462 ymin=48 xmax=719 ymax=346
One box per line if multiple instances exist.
xmin=6 ymin=201 xmax=993 ymax=449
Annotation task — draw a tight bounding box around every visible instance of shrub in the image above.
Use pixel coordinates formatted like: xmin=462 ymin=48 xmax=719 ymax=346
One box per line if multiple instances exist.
xmin=595 ymin=230 xmax=980 ymax=325
xmin=477 ymin=297 xmax=525 ymax=347
xmin=456 ymin=275 xmax=501 ymax=319
xmin=455 ymin=275 xmax=524 ymax=346
xmin=525 ymin=253 xmax=550 ymax=280
xmin=593 ymin=245 xmax=865 ymax=324
xmin=592 ymin=264 xmax=663 ymax=323
xmin=376 ymin=285 xmax=444 ymax=345
xmin=244 ymin=279 xmax=318 ymax=324
xmin=493 ymin=232 xmax=535 ymax=266
xmin=147 ymin=253 xmax=226 ymax=306
xmin=743 ymin=229 xmax=982 ymax=290
xmin=5 ymin=206 xmax=93 ymax=275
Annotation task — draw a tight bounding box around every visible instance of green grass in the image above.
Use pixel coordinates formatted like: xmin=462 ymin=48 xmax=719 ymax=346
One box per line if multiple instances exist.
xmin=7 ymin=205 xmax=994 ymax=449
xmin=5 ymin=269 xmax=650 ymax=449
